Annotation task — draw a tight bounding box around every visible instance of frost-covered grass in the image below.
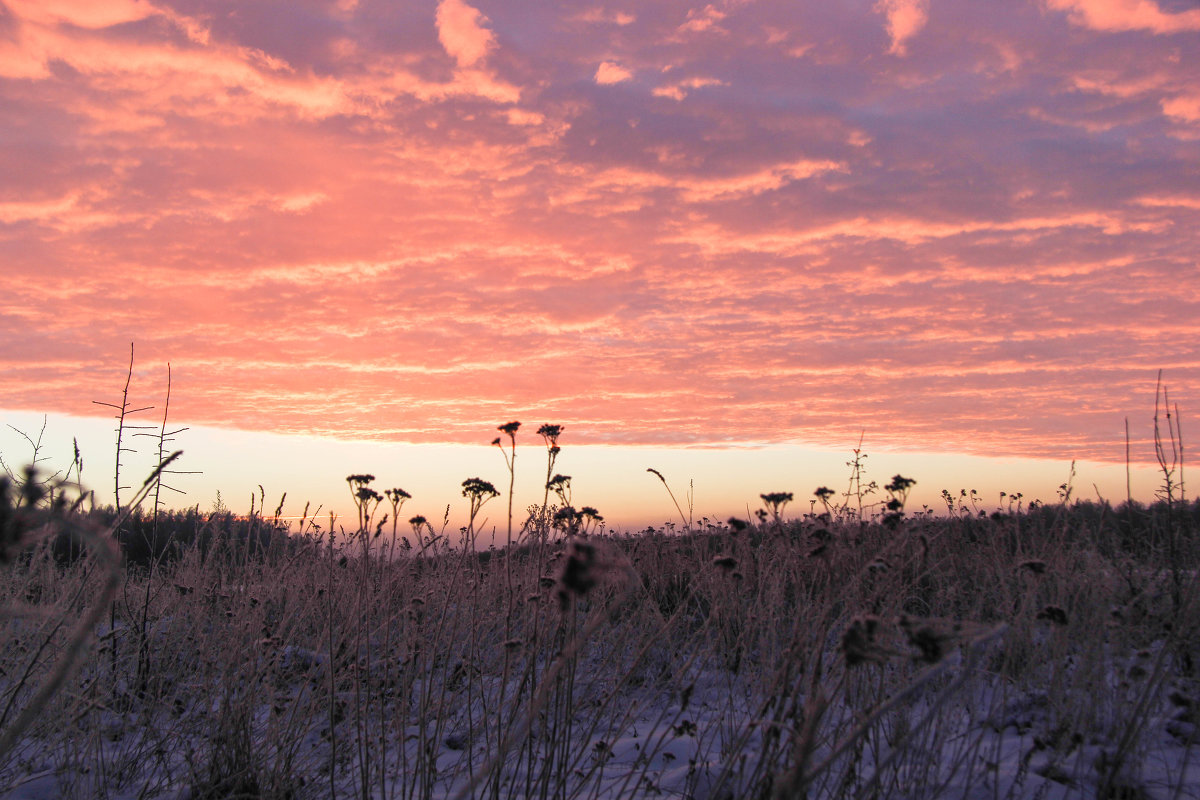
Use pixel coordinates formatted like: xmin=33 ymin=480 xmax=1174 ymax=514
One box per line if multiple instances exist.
xmin=0 ymin=476 xmax=1198 ymax=799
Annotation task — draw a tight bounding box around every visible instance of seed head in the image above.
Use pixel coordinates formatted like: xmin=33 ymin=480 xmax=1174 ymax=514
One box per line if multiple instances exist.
xmin=898 ymin=615 xmax=952 ymax=664
xmin=841 ymin=615 xmax=886 ymax=667
xmin=1036 ymin=606 xmax=1069 ymax=625
xmin=462 ymin=477 xmax=500 ymax=500
xmin=713 ymin=555 xmax=738 ymax=571
xmin=557 ymin=539 xmax=597 ymax=609
xmin=554 ymin=506 xmax=579 ymax=525
xmin=537 ymin=424 xmax=563 ymax=445
xmin=553 ymin=538 xmax=635 ymax=611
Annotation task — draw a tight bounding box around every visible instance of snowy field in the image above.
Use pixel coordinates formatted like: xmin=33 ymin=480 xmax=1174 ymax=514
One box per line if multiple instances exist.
xmin=0 ymin=487 xmax=1197 ymax=799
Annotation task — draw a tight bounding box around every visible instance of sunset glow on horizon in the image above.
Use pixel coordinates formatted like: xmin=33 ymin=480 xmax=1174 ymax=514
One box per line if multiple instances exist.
xmin=1 ymin=0 xmax=1196 ymax=529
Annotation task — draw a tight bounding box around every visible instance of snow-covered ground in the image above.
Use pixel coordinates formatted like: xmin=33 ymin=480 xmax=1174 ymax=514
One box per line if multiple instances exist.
xmin=1 ymin=513 xmax=1197 ymax=799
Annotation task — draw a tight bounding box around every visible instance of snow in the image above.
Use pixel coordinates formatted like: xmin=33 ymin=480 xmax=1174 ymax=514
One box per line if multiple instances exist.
xmin=2 ymin=624 xmax=1195 ymax=799
xmin=1 ymin=520 xmax=1198 ymax=799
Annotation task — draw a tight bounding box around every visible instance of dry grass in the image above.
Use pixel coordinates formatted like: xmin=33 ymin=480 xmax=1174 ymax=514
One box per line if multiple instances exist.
xmin=0 ymin=449 xmax=1196 ymax=799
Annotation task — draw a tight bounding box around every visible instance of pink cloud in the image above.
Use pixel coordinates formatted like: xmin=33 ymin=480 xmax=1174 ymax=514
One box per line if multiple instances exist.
xmin=652 ymin=75 xmax=724 ymax=101
xmin=0 ymin=193 xmax=81 ymax=225
xmin=595 ymin=61 xmax=633 ymax=84
xmin=679 ymin=5 xmax=727 ymax=34
xmin=436 ymin=0 xmax=496 ymax=68
xmin=0 ymin=0 xmax=1196 ymax=473
xmin=1162 ymin=93 xmax=1200 ymax=122
xmin=875 ymin=0 xmax=929 ymax=55
xmin=1045 ymin=0 xmax=1200 ymax=33
xmin=576 ymin=8 xmax=636 ymax=26
xmin=6 ymin=0 xmax=157 ymax=29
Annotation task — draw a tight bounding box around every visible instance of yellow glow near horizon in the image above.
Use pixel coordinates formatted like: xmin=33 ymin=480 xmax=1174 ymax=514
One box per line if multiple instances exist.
xmin=0 ymin=410 xmax=1171 ymax=541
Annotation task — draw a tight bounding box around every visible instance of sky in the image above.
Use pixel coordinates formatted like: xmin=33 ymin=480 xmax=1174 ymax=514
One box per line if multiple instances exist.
xmin=0 ymin=0 xmax=1196 ymax=532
